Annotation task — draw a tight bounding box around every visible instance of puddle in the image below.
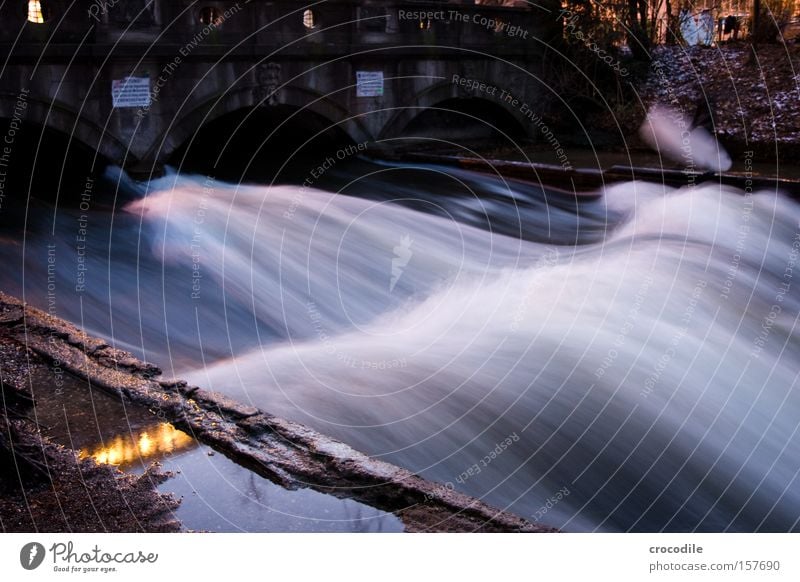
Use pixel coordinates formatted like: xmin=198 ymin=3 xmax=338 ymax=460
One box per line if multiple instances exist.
xmin=150 ymin=445 xmax=403 ymax=532
xmin=78 ymin=423 xmax=194 ymax=468
xmin=28 ymin=367 xmax=197 ymax=468
xmin=29 ymin=367 xmax=404 ymax=533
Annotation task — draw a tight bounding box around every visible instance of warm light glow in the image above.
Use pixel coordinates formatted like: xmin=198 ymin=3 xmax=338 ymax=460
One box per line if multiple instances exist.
xmin=303 ymin=9 xmax=315 ymax=29
xmin=27 ymin=0 xmax=44 ymax=24
xmin=79 ymin=423 xmax=194 ymax=468
xmin=199 ymin=6 xmax=222 ymax=27
xmin=138 ymin=431 xmax=153 ymax=456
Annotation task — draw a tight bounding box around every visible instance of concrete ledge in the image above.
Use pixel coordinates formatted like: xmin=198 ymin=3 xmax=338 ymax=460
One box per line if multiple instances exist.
xmin=0 ymin=291 xmax=555 ymax=533
xmin=389 ymin=153 xmax=800 ymax=197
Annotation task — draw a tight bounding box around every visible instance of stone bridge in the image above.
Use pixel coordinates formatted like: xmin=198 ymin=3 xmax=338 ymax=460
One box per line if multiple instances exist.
xmin=0 ymin=0 xmax=562 ymax=182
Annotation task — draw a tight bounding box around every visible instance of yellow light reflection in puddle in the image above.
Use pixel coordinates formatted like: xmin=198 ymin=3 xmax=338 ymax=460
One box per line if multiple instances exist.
xmin=79 ymin=423 xmax=194 ymax=468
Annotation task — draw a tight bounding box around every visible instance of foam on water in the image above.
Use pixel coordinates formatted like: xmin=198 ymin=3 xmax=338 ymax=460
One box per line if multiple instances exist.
xmin=134 ymin=175 xmax=799 ymax=532
xmin=4 ymin=165 xmax=799 ymax=532
xmin=639 ymin=104 xmax=733 ymax=172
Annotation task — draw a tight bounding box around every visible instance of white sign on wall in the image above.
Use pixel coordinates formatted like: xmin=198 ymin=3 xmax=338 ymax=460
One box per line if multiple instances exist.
xmin=112 ymin=76 xmax=151 ymax=108
xmin=356 ymin=71 xmax=384 ymax=97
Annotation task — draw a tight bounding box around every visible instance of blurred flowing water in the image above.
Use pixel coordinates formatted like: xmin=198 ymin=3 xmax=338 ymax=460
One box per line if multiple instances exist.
xmin=2 ymin=160 xmax=799 ymax=532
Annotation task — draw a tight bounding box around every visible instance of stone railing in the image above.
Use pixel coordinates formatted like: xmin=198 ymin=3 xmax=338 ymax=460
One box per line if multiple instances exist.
xmin=1 ymin=0 xmax=560 ymax=54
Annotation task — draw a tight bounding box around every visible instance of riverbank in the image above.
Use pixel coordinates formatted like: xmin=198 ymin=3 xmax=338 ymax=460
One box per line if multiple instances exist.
xmin=638 ymin=43 xmax=800 ymax=163
xmin=568 ymin=42 xmax=800 ymax=166
xmin=0 ymin=330 xmax=181 ymax=532
xmin=379 ymin=42 xmax=799 ymax=181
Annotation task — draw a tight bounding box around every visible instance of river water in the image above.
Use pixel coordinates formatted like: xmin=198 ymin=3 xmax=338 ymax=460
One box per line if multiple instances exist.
xmin=2 ymin=159 xmax=799 ymax=532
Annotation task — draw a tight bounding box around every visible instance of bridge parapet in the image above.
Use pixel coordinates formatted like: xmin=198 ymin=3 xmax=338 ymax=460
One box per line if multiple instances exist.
xmin=1 ymin=0 xmax=560 ymax=54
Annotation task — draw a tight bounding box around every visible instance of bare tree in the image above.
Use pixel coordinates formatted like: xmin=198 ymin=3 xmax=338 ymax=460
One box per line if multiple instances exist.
xmin=627 ymin=0 xmax=652 ymax=59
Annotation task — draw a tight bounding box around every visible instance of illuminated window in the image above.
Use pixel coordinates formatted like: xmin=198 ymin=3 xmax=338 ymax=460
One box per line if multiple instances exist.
xmin=303 ymin=9 xmax=315 ymax=29
xmin=199 ymin=6 xmax=222 ymax=26
xmin=27 ymin=0 xmax=44 ymax=24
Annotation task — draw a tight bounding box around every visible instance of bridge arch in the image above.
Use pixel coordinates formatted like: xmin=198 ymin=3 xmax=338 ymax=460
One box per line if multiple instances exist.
xmin=0 ymin=92 xmax=130 ymax=165
xmin=0 ymin=93 xmax=133 ymax=205
xmin=150 ymin=85 xmax=372 ymax=172
xmin=379 ymin=82 xmax=531 ymax=143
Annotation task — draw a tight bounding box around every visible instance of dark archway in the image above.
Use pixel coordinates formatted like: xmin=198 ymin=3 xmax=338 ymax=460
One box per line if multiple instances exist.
xmin=168 ymin=105 xmax=356 ymax=183
xmin=0 ymin=117 xmax=109 ymax=211
xmin=397 ymin=98 xmax=528 ymax=143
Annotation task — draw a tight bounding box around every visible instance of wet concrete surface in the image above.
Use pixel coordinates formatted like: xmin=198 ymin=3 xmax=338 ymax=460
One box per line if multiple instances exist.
xmin=28 ymin=364 xmax=402 ymax=532
xmin=1 ymin=291 xmax=549 ymax=532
